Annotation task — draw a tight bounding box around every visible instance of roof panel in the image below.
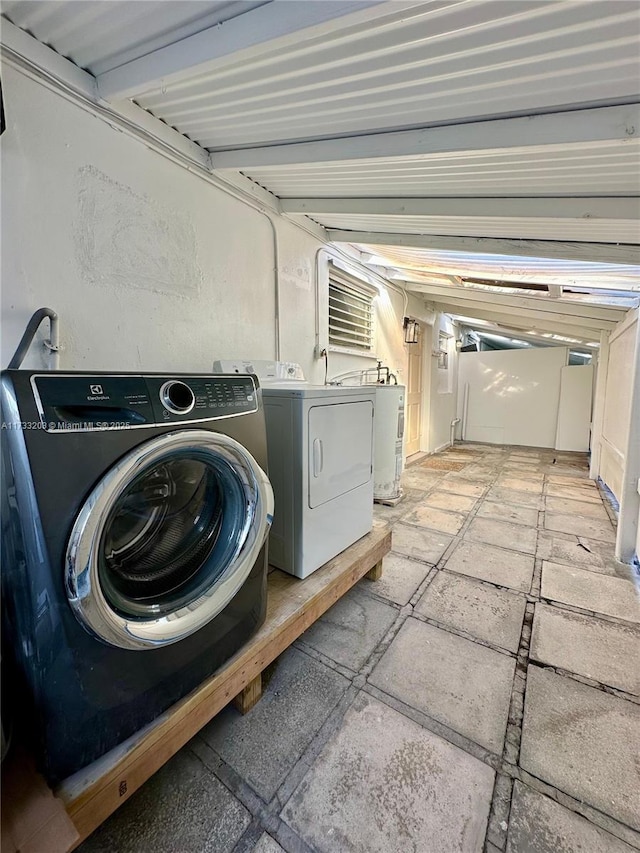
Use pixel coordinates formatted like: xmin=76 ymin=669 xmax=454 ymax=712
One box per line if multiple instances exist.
xmin=300 ymin=213 xmax=638 ymax=243
xmin=129 ymin=0 xmax=640 ymax=149
xmin=242 ymin=141 xmax=640 ymax=197
xmin=1 ymin=0 xmax=269 ymax=74
xmin=355 ymin=243 xmax=640 ymax=291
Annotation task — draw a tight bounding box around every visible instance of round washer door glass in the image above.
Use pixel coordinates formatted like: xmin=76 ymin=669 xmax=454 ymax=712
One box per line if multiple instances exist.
xmin=66 ymin=431 xmax=273 ymax=650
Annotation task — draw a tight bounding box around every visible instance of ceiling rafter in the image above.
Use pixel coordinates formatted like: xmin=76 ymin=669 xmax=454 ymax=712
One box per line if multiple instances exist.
xmin=452 ymin=319 xmax=596 ymax=352
xmin=397 ymin=281 xmax=627 ymax=323
xmin=212 ymin=104 xmax=640 ymax=169
xmin=410 ymin=290 xmax=619 ymax=330
xmin=428 ymin=301 xmax=602 ymax=341
xmin=329 ymin=231 xmax=640 ymax=266
xmin=282 ymin=197 xmax=640 ymax=220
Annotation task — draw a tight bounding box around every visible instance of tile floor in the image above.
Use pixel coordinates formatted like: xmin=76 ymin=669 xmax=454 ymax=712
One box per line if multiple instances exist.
xmin=80 ymin=444 xmax=640 ymax=853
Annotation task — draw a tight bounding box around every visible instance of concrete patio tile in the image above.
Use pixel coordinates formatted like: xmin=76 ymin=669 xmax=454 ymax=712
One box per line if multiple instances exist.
xmin=438 ymin=478 xmax=488 ymax=497
xmin=531 ymin=603 xmax=640 ymax=695
xmin=282 ymin=693 xmax=494 ymax=853
xmin=520 ymin=667 xmax=640 ymax=831
xmin=504 ymin=459 xmax=541 ymax=468
xmin=541 ymin=563 xmax=640 ymax=623
xmin=476 ymin=501 xmax=539 ymax=528
xmin=546 ymin=466 xmax=592 ymax=479
xmin=445 ymin=541 xmax=534 ymax=592
xmin=78 ymin=749 xmax=250 ymax=853
xmin=416 ymin=571 xmax=527 ymax=653
xmin=402 ymin=505 xmax=466 ymax=535
xmin=391 ymin=523 xmax=453 ymax=564
xmin=496 ymin=477 xmax=544 ymax=494
xmin=544 ymin=511 xmax=615 ymax=543
xmin=457 ymin=468 xmax=493 ymax=477
xmin=465 ymin=517 xmax=538 ymax=555
xmin=442 ymin=451 xmax=482 ymax=462
xmin=486 ymin=486 xmax=543 ymax=509
xmin=369 ymin=618 xmax=515 ymax=752
xmin=546 ymin=483 xmax=602 ymax=503
xmin=252 ymin=834 xmax=285 ymax=853
xmin=200 ymin=648 xmax=349 ymax=801
xmin=506 ymin=782 xmax=636 ymax=853
xmin=422 ymin=490 xmax=478 ymax=513
xmin=401 ymin=469 xmax=446 ymax=491
xmin=545 ymin=496 xmax=610 ymax=520
xmin=537 ymin=534 xmax=622 ymax=576
xmin=299 ymin=586 xmax=398 ymax=671
xmin=373 ymin=488 xmax=426 ymax=524
xmin=367 ymin=553 xmax=432 ymax=606
xmin=547 ymin=474 xmax=598 ymax=487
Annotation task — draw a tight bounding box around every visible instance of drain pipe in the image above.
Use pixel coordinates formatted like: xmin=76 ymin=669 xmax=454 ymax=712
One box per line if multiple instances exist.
xmin=450 ymin=417 xmax=461 ymax=447
xmin=8 ymin=307 xmax=60 ymax=370
xmin=261 ymin=212 xmax=281 ymax=362
xmin=461 ymin=382 xmax=470 ymax=441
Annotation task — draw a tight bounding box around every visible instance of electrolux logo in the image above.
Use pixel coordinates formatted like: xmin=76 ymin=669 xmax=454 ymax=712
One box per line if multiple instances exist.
xmin=88 ymin=383 xmax=109 ymax=402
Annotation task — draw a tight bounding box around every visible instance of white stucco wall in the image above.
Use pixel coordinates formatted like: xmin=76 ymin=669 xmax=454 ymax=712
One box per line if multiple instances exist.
xmin=1 ymin=64 xmax=419 ymax=398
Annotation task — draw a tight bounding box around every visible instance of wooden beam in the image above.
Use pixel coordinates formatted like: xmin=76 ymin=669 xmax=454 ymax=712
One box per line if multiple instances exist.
xmin=212 ymin=104 xmax=640 ymax=169
xmin=282 ymin=197 xmax=640 ymax=221
xmin=96 ymin=1 xmax=388 ymax=99
xmin=365 ymin=560 xmax=383 ymax=581
xmin=328 ymin=231 xmax=640 ymax=266
xmin=232 ymin=674 xmax=262 ymax=715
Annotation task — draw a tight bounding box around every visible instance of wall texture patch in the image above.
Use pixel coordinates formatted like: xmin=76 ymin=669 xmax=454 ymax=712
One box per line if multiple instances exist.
xmin=75 ymin=166 xmax=203 ymax=298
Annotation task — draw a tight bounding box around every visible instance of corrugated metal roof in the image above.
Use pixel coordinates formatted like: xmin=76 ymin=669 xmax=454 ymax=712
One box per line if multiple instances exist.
xmin=1 ymin=0 xmax=268 ymax=75
xmin=291 ymin=213 xmax=638 ymax=243
xmin=3 ymin=0 xmax=638 ymax=272
xmin=356 ymin=244 xmax=640 ymax=291
xmin=131 ymin=0 xmax=640 ymax=150
xmin=241 ymin=141 xmax=640 ymax=198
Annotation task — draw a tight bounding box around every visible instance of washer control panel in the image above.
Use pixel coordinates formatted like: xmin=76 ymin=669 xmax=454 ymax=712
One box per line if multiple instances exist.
xmin=31 ymin=374 xmax=258 ymax=432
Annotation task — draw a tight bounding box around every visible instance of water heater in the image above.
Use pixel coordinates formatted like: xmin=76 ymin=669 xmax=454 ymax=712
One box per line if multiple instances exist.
xmin=373 ymin=385 xmax=405 ymax=503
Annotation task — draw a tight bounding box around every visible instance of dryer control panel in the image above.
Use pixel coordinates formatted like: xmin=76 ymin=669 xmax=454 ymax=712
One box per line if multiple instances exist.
xmin=31 ymin=374 xmax=258 ymax=432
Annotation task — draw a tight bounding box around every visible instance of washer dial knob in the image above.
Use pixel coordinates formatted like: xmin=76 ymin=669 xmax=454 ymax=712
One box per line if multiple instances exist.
xmin=160 ymin=380 xmax=195 ymax=415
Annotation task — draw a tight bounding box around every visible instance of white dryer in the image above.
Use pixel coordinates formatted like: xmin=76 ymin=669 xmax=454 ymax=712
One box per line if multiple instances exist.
xmin=214 ymin=361 xmax=375 ymax=578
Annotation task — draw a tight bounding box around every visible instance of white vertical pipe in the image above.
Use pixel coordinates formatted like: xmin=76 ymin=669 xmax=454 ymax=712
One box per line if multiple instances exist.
xmin=462 ymin=382 xmax=470 ymax=441
xmin=615 ymin=312 xmax=640 ymax=563
xmin=589 ymin=329 xmax=610 ymax=480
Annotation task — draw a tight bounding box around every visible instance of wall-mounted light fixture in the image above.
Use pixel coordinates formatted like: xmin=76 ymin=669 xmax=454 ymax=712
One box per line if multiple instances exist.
xmin=403 ymin=317 xmax=419 ymax=344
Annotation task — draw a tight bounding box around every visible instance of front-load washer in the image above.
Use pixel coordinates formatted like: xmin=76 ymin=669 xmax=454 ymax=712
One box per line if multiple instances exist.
xmin=0 ymin=370 xmax=273 ymax=783
xmin=213 ymin=361 xmax=375 ymax=578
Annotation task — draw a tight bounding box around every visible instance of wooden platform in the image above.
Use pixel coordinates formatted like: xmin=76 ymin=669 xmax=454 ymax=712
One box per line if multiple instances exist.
xmin=46 ymin=521 xmax=390 ymax=848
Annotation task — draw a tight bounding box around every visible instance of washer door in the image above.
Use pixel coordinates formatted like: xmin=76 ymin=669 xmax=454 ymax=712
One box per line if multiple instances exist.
xmin=66 ymin=430 xmax=273 ymax=650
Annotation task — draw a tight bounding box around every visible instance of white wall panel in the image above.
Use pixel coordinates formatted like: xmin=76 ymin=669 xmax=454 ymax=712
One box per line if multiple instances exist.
xmin=459 ymin=347 xmax=568 ymax=448
xmin=555 ymin=365 xmax=594 ymax=452
xmin=601 ymin=314 xmax=638 ymax=501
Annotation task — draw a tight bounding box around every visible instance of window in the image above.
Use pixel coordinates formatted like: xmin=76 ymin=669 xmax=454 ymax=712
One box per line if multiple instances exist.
xmin=328 ymin=263 xmax=375 ymax=352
